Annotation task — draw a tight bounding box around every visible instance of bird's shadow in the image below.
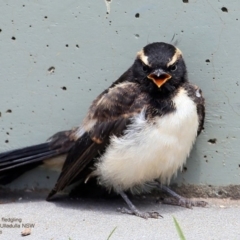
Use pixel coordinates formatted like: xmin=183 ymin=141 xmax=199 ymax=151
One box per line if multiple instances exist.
xmin=0 ymin=188 xmax=196 ymax=217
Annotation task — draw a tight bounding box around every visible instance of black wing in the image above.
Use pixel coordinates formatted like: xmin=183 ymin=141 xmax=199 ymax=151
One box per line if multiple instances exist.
xmin=185 ymin=83 xmax=205 ymax=135
xmin=47 ymin=81 xmax=149 ymax=199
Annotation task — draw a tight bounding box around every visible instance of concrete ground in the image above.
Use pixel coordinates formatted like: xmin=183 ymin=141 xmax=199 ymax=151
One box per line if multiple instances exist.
xmin=0 ymin=191 xmax=239 ymax=240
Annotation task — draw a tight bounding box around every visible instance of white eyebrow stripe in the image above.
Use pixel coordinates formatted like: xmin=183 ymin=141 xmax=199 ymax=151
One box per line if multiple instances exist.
xmin=137 ymin=49 xmax=150 ymax=66
xmin=167 ymin=48 xmax=182 ymax=67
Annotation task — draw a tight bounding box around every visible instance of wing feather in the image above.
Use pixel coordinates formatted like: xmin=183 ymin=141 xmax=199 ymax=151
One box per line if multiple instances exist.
xmin=47 ymin=81 xmax=150 ymax=199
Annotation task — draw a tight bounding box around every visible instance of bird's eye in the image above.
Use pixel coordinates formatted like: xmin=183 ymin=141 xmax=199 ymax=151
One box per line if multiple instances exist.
xmin=142 ymin=62 xmax=150 ymax=73
xmin=169 ymin=64 xmax=177 ymax=72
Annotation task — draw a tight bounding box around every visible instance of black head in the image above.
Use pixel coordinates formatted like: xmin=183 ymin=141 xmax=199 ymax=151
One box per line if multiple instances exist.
xmin=132 ymin=42 xmax=188 ymax=95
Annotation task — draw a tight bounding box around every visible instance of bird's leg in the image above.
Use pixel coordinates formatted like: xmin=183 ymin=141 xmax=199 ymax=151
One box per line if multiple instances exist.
xmin=118 ymin=191 xmax=162 ymax=219
xmin=157 ymin=184 xmax=207 ymax=208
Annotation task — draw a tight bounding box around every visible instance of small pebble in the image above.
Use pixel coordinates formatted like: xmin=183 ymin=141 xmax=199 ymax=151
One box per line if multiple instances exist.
xmin=21 ymin=228 xmax=31 ymax=236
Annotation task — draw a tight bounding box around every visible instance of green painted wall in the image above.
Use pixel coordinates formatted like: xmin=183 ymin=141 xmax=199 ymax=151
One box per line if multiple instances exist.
xmin=1 ymin=0 xmax=240 ymax=189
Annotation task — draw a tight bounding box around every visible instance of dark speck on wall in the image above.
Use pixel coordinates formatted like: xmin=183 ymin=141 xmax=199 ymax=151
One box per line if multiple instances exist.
xmin=208 ymin=138 xmax=217 ymax=144
xmin=221 ymin=7 xmax=228 ymax=12
xmin=48 ymin=66 xmax=55 ymax=73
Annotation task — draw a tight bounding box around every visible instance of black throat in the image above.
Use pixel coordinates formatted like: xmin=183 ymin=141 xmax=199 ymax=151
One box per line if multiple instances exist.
xmin=143 ymin=81 xmax=182 ymax=118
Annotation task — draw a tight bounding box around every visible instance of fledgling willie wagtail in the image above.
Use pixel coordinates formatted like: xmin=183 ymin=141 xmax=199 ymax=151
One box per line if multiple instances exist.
xmin=0 ymin=42 xmax=206 ymax=218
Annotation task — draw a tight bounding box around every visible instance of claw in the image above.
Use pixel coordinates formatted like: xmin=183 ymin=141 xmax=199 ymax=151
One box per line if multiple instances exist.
xmin=118 ymin=207 xmax=162 ymax=219
xmin=118 ymin=191 xmax=163 ymax=219
xmin=158 ymin=184 xmax=208 ymax=208
xmin=162 ymin=197 xmax=207 ymax=208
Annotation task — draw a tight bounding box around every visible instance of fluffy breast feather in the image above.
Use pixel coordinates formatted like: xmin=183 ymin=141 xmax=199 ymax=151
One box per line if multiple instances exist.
xmin=95 ymin=87 xmax=199 ymax=193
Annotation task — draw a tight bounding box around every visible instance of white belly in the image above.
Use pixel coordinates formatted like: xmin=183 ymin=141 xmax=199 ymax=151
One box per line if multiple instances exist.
xmin=95 ymin=88 xmax=199 ymax=192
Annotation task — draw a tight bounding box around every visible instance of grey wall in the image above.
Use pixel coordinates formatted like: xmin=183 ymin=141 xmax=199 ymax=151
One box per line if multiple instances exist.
xmin=1 ymin=0 xmax=240 ymax=190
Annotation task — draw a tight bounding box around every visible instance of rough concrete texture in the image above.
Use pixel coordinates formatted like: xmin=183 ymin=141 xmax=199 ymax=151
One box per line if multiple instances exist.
xmin=1 ymin=2 xmax=240 ymax=239
xmin=0 ymin=1 xmax=240 ymax=191
xmin=0 ymin=191 xmax=240 ymax=240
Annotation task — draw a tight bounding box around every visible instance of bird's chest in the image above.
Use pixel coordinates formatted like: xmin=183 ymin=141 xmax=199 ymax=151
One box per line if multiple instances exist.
xmin=96 ymin=89 xmax=199 ymax=192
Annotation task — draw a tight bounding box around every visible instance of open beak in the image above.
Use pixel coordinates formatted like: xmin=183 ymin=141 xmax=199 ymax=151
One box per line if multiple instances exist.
xmin=147 ymin=69 xmax=172 ymax=88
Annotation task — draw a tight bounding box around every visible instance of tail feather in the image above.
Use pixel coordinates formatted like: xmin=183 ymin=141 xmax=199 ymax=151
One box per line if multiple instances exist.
xmin=0 ymin=143 xmax=56 ymax=162
xmin=0 ymin=130 xmax=75 ymax=184
xmin=0 ymin=150 xmax=59 ymax=171
xmin=0 ymin=143 xmax=58 ymax=171
xmin=0 ymin=143 xmax=63 ymax=184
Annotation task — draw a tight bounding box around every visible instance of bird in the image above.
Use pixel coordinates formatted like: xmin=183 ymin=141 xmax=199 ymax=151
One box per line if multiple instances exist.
xmin=0 ymin=42 xmax=206 ymax=219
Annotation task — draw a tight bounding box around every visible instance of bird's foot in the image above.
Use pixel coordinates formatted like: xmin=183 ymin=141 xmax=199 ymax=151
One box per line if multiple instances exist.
xmin=157 ymin=184 xmax=207 ymax=209
xmin=162 ymin=197 xmax=207 ymax=209
xmin=117 ymin=207 xmax=162 ymax=219
xmin=118 ymin=191 xmax=162 ymax=219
